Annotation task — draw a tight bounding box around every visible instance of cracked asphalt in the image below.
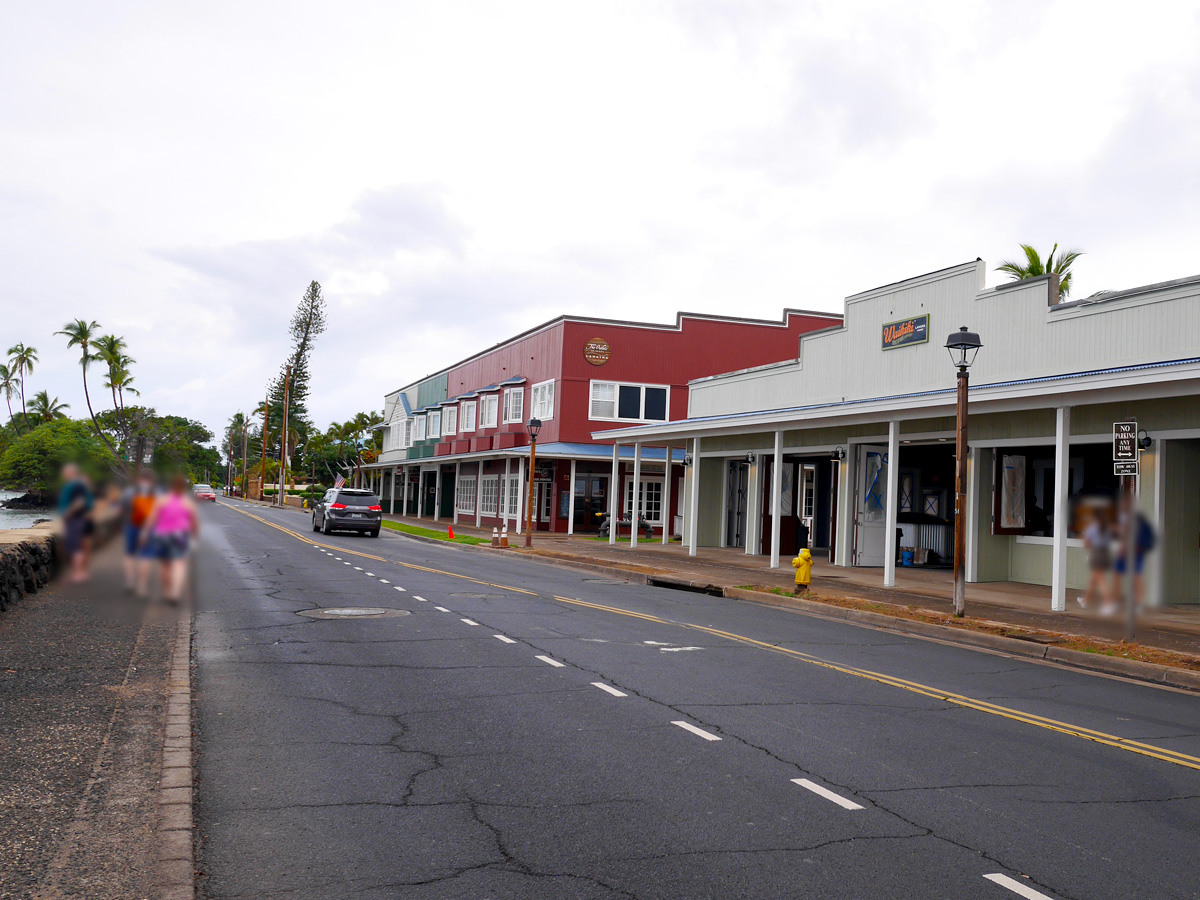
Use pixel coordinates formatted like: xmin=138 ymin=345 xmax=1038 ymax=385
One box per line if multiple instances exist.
xmin=194 ymin=502 xmax=1200 ymax=899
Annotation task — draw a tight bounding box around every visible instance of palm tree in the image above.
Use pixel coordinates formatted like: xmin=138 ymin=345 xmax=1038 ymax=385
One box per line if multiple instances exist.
xmin=0 ymin=363 xmax=20 ymax=434
xmin=92 ymin=334 xmax=130 ymax=412
xmin=55 ymin=319 xmax=117 ymax=456
xmin=996 ymin=243 xmax=1083 ymax=299
xmin=6 ymin=343 xmax=38 ymax=433
xmin=28 ymin=390 xmax=69 ymax=423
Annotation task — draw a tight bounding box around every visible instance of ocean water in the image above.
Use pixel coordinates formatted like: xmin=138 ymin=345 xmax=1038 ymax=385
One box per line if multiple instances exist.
xmin=0 ymin=489 xmax=50 ymax=531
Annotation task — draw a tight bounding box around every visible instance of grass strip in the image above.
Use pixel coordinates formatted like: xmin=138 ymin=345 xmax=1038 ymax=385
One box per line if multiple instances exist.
xmin=381 ymin=520 xmax=489 ymax=545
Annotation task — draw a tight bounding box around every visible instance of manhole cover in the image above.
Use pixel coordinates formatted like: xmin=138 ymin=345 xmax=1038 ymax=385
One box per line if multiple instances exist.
xmin=297 ymin=607 xmax=411 ymax=620
xmin=582 ymin=578 xmax=628 ymax=585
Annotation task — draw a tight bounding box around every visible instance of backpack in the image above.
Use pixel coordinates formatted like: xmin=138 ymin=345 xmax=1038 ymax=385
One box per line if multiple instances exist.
xmin=1136 ymin=515 xmax=1156 ymax=553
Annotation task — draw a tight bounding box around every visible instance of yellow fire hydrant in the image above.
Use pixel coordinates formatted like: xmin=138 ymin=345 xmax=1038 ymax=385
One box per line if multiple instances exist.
xmin=791 ymin=548 xmax=813 ymax=595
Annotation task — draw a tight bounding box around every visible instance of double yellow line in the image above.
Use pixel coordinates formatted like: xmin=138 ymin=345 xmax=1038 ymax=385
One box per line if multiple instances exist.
xmin=221 ymin=501 xmax=1200 ymax=773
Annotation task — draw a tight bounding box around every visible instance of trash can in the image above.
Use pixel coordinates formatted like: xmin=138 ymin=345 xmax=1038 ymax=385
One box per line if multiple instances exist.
xmin=901 ymin=548 xmax=915 ymax=567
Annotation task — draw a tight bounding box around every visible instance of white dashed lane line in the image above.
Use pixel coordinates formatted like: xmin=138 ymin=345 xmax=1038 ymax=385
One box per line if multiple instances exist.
xmin=393 ymin=586 xmax=406 ymax=592
xmin=671 ymin=721 xmax=721 ymax=742
xmin=535 ymin=655 xmax=566 ymax=668
xmin=983 ymin=874 xmax=1056 ymax=900
xmin=591 ymin=682 xmax=627 ymax=697
xmin=365 ymin=572 xmax=374 ymax=576
xmin=494 ymin=635 xmax=517 ymax=644
xmin=379 ymin=579 xmax=390 ymax=584
xmin=413 ymin=595 xmax=426 ymax=601
xmin=354 ymin=566 xmax=363 ymax=571
xmin=460 ymin=618 xmax=480 ymax=626
xmin=790 ymin=779 xmax=863 ymax=810
xmin=435 ymin=606 xmax=451 ymax=612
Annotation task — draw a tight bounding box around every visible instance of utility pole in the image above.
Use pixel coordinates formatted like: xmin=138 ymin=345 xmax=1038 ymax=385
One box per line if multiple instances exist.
xmin=259 ymin=393 xmax=269 ymax=501
xmin=227 ymin=429 xmax=235 ymax=495
xmin=279 ymin=366 xmax=291 ymax=507
xmin=241 ymin=421 xmax=249 ymax=498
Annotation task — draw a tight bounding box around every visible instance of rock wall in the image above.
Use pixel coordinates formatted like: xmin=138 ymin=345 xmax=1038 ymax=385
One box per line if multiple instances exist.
xmin=0 ymin=525 xmax=60 ymax=612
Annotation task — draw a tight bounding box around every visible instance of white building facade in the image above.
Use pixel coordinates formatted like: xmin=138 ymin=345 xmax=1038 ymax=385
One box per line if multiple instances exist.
xmin=593 ymin=260 xmax=1200 ymax=608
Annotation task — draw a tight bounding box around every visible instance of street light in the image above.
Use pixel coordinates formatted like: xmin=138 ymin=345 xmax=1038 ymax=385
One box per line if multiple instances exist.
xmin=945 ymin=325 xmax=982 ymax=617
xmin=524 ymin=417 xmax=542 ymax=547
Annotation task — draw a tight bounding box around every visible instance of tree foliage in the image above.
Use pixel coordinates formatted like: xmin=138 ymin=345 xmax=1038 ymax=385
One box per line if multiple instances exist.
xmin=996 ymin=243 xmax=1083 ymax=299
xmin=265 ymin=281 xmax=327 ymax=468
xmin=0 ymin=419 xmax=108 ymax=492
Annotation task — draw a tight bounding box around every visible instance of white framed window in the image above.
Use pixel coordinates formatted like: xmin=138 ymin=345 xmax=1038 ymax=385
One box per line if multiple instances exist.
xmin=480 ymin=476 xmax=499 ymax=515
xmin=481 ymin=394 xmax=499 ymax=429
xmin=456 ymin=476 xmax=476 ymax=513
xmin=403 ymin=419 xmax=413 ymax=448
xmin=624 ymin=476 xmax=664 ymax=524
xmin=590 ymin=381 xmax=669 ymax=423
xmin=503 ymin=388 xmax=524 ymax=424
xmin=443 ymin=406 xmax=457 ymax=436
xmin=428 ymin=410 xmax=441 ymax=440
xmin=504 ymin=475 xmax=520 ymax=517
xmin=460 ymin=401 xmax=476 ymax=433
xmin=531 ymin=379 xmax=555 ymax=420
xmin=414 ymin=416 xmax=426 ymax=442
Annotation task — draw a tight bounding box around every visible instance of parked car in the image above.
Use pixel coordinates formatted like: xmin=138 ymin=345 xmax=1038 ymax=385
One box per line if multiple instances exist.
xmin=311 ymin=488 xmax=383 ymax=537
xmin=193 ymin=483 xmax=217 ymax=502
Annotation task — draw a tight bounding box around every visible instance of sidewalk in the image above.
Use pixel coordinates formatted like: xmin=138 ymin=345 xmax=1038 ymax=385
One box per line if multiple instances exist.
xmin=380 ymin=512 xmax=1200 ymax=660
xmin=0 ymin=542 xmax=181 ymax=899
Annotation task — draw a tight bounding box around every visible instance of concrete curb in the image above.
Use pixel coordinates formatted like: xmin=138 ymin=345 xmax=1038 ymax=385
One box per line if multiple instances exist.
xmin=156 ymin=613 xmax=193 ymax=900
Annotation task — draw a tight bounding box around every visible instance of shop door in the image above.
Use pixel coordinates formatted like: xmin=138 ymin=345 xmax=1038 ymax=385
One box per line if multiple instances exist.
xmin=422 ymin=472 xmax=437 ymax=517
xmin=800 ymin=464 xmax=817 ymax=547
xmin=853 ymin=445 xmax=889 ymax=566
xmin=573 ymin=475 xmax=608 ymax=532
xmin=725 ymin=461 xmax=749 ymax=548
xmin=535 ymin=482 xmax=552 ymax=525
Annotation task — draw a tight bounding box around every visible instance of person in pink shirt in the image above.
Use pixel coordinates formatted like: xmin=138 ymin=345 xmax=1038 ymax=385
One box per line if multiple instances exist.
xmin=140 ymin=474 xmax=199 ymax=604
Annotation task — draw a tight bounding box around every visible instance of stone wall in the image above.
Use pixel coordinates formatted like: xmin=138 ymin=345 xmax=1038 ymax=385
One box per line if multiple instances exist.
xmin=0 ymin=525 xmax=60 ymax=612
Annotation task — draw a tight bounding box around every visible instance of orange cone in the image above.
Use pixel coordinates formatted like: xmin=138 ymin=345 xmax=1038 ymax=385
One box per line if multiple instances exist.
xmin=448 ymin=526 xmax=455 ymax=540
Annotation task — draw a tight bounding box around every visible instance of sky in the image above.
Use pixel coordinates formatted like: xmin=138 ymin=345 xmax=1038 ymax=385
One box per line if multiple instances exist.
xmin=2 ymin=0 xmax=1198 ymax=447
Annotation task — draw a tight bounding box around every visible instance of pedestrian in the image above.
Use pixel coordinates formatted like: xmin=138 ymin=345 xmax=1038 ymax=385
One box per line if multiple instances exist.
xmin=140 ymin=473 xmax=199 ymax=605
xmin=1114 ymin=508 xmax=1156 ymax=614
xmin=57 ymin=463 xmax=93 ymax=584
xmin=1077 ymin=509 xmax=1111 ymax=611
xmin=122 ymin=471 xmax=157 ymax=593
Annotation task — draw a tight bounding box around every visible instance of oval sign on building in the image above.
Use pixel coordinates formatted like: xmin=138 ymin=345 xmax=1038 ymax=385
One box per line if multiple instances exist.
xmin=583 ymin=337 xmax=610 ymax=366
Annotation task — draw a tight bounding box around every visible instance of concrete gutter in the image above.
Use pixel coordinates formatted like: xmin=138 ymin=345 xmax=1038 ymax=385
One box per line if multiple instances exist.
xmin=156 ymin=614 xmax=194 ymax=899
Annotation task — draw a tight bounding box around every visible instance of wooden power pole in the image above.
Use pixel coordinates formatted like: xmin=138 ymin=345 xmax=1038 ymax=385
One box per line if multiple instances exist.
xmin=278 ymin=366 xmax=291 ymax=507
xmin=259 ymin=393 xmax=269 ymax=501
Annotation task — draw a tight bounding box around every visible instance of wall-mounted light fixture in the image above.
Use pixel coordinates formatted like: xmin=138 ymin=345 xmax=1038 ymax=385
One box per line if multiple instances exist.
xmin=831 ymin=446 xmax=846 ymax=461
xmin=683 ymin=453 xmax=693 ymax=467
xmin=745 ymin=451 xmax=756 ymax=464
xmin=1138 ymin=429 xmax=1152 ymax=451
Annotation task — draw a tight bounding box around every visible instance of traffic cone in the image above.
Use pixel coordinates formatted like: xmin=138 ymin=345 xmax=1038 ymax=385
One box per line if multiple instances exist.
xmin=491 ymin=527 xmax=499 ymax=548
xmin=448 ymin=526 xmax=455 ymax=540
xmin=500 ymin=524 xmax=509 ymax=548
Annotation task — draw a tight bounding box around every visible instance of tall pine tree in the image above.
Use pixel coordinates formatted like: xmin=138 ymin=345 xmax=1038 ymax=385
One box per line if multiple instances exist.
xmin=266 ymin=281 xmax=327 ymax=473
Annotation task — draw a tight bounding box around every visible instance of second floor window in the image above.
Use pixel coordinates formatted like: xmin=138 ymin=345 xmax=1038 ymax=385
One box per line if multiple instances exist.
xmin=443 ymin=406 xmax=457 ymax=436
xmin=590 ymin=381 xmax=669 ymax=423
xmin=481 ymin=394 xmax=499 ymax=429
xmin=428 ymin=411 xmax=441 ymax=439
xmin=503 ymin=388 xmax=524 ymax=424
xmin=460 ymin=401 xmax=476 ymax=432
xmin=414 ymin=416 xmax=426 ymax=441
xmin=531 ymin=380 xmax=554 ymax=420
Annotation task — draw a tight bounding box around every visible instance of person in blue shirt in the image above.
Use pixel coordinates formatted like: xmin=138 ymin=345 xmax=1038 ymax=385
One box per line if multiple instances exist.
xmin=58 ymin=463 xmax=94 ymax=583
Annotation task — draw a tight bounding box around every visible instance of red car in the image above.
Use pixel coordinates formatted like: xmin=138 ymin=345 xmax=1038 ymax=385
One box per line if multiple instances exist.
xmin=193 ymin=484 xmax=218 ymax=502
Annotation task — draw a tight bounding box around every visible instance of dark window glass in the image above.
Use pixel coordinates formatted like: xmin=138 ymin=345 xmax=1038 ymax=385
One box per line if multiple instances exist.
xmin=337 ymin=491 xmax=379 ymax=506
xmin=618 ymin=385 xmax=642 ymax=419
xmin=643 ymin=387 xmax=667 ymax=421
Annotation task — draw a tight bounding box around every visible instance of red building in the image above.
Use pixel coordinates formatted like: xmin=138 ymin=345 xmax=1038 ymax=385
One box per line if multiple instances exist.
xmin=367 ymin=309 xmax=841 ymax=537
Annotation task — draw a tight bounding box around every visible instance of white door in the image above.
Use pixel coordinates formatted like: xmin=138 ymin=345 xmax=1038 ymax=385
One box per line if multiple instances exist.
xmin=800 ymin=464 xmax=817 ymax=545
xmin=536 ymin=482 xmax=552 ymax=523
xmin=853 ymin=445 xmax=889 ymax=566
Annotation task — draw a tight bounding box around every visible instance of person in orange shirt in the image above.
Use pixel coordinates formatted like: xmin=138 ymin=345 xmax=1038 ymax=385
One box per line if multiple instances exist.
xmin=122 ymin=471 xmax=157 ymax=593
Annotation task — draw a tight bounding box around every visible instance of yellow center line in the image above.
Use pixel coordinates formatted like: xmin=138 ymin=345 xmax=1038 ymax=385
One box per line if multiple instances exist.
xmin=221 ymin=501 xmax=1200 ymax=773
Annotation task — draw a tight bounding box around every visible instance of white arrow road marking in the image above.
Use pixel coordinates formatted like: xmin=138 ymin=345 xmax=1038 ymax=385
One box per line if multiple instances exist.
xmin=671 ymin=721 xmax=721 ymax=741
xmin=983 ymin=874 xmax=1057 ymax=900
xmin=791 ymin=779 xmax=863 ymax=810
xmin=591 ymin=682 xmax=627 ymax=697
xmin=494 ymin=635 xmax=517 ymax=644
xmin=535 ymin=655 xmax=565 ymax=668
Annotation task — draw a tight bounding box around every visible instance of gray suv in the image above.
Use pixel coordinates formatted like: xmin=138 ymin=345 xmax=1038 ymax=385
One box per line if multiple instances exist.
xmin=312 ymin=488 xmax=383 ymax=537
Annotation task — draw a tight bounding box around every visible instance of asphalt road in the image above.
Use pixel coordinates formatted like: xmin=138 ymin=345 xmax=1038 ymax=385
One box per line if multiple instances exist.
xmin=194 ymin=501 xmax=1200 ymax=900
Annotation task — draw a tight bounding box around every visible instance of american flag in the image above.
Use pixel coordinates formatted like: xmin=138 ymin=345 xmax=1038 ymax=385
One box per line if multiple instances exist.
xmin=334 ymin=474 xmax=346 ymax=489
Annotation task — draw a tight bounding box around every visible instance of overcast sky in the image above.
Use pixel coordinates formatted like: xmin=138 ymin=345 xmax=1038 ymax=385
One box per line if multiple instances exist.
xmin=3 ymin=1 xmax=1198 ymax=445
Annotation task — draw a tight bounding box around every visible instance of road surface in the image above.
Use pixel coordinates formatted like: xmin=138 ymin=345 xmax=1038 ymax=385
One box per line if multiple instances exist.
xmin=193 ymin=501 xmax=1200 ymax=899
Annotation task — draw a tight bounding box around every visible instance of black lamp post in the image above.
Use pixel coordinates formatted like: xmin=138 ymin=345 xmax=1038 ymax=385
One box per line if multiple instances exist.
xmin=524 ymin=417 xmax=542 ymax=547
xmin=945 ymin=325 xmax=982 ymax=617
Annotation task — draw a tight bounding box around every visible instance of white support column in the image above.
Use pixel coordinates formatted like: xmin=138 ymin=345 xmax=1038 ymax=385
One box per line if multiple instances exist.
xmin=770 ymin=431 xmax=783 ymax=569
xmin=631 ymin=442 xmax=642 ymax=548
xmin=1051 ymin=406 xmax=1071 ymax=612
xmin=515 ymin=456 xmax=524 ymax=534
xmin=453 ymin=462 xmax=461 ymax=525
xmin=688 ymin=437 xmax=701 ymax=557
xmin=567 ymin=459 xmax=577 ymax=536
xmin=743 ymin=458 xmax=755 ymax=555
xmin=884 ymin=421 xmax=900 ymax=587
xmin=966 ymin=447 xmax=979 ymax=583
xmin=503 ymin=457 xmax=512 ymax=527
xmin=434 ymin=468 xmax=442 ymax=522
xmin=608 ymin=444 xmax=620 ymax=546
xmin=402 ymin=466 xmax=409 ymax=518
xmin=415 ymin=471 xmax=422 ymax=520
xmin=662 ymin=448 xmax=672 ymax=544
xmin=475 ymin=460 xmax=484 ymax=528
xmin=389 ymin=468 xmax=396 ymax=515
